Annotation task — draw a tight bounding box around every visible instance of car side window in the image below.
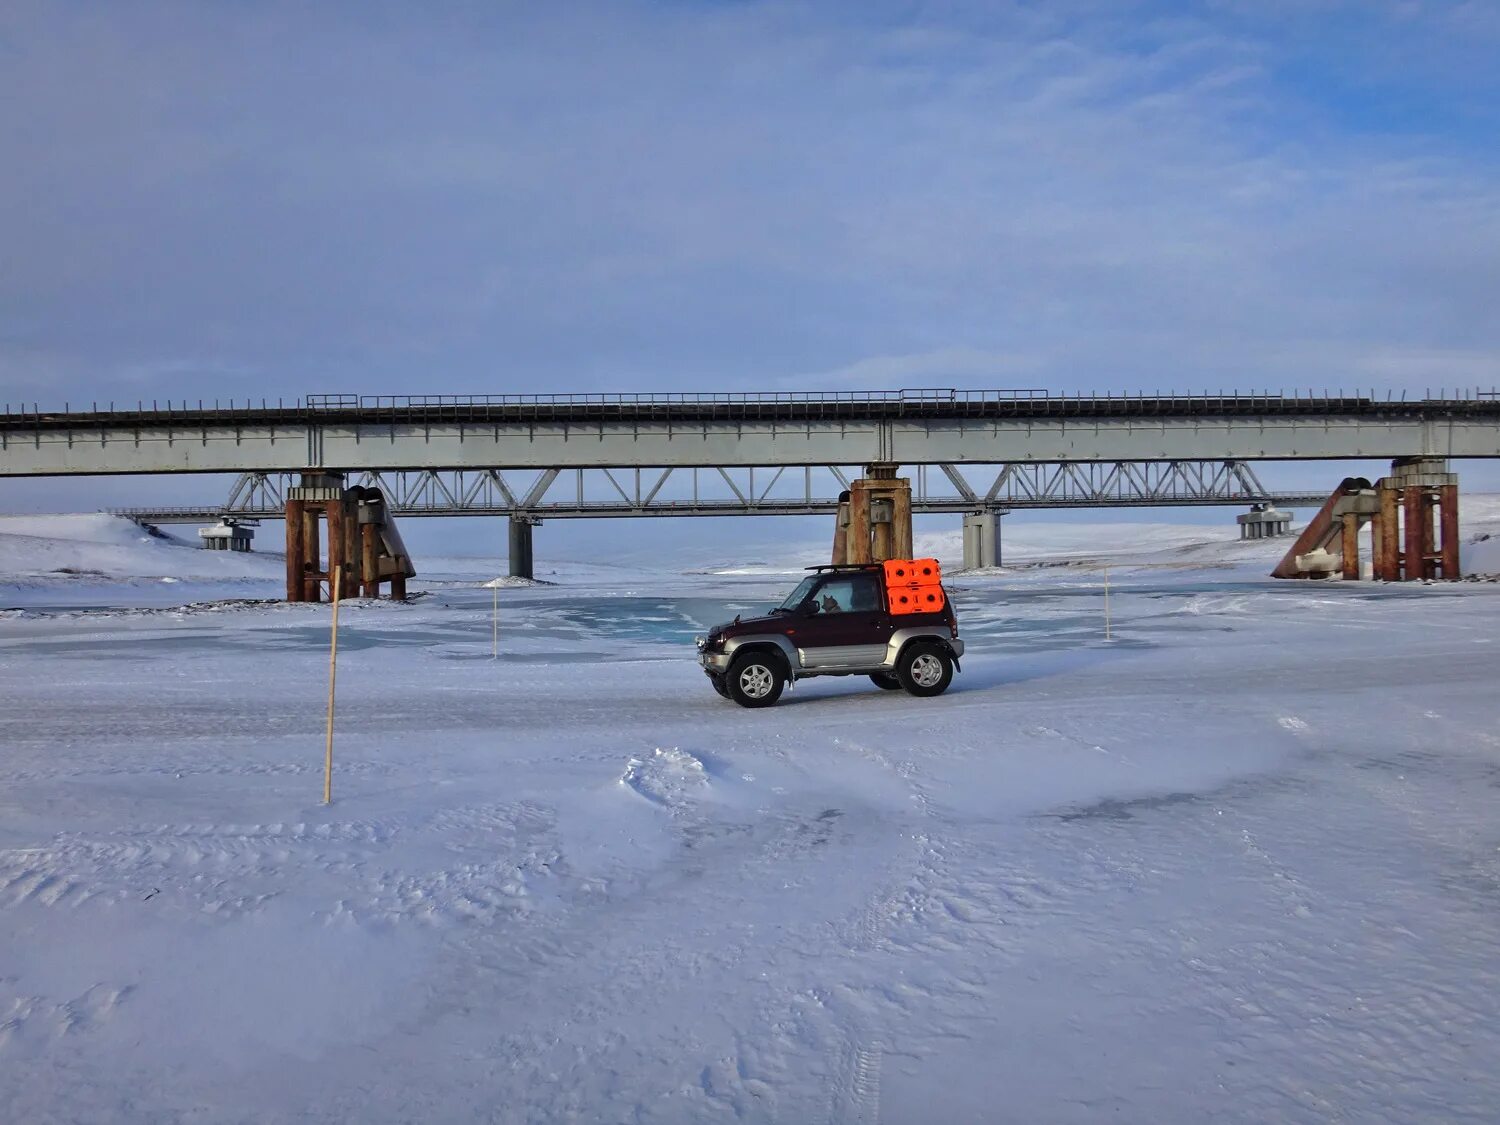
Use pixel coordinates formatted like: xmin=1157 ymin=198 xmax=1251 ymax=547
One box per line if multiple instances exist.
xmin=815 ymin=574 xmax=880 ymax=614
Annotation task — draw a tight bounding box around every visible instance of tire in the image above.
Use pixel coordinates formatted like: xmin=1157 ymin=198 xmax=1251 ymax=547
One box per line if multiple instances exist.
xmin=726 ymin=651 xmax=786 ymax=708
xmin=869 ymin=672 xmax=902 ymax=691
xmin=897 ymin=642 xmax=953 ymax=698
xmin=709 ymin=673 xmax=730 ymax=699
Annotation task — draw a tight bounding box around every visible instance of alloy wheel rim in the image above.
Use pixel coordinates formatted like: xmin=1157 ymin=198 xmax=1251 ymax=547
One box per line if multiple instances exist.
xmin=739 ymin=665 xmax=775 ymax=698
xmin=911 ymin=654 xmax=943 ymax=687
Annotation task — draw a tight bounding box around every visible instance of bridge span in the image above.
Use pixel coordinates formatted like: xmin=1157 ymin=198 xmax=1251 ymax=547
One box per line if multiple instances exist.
xmin=2 ymin=390 xmax=1499 ymax=476
xmin=5 ymin=390 xmax=1496 ymax=579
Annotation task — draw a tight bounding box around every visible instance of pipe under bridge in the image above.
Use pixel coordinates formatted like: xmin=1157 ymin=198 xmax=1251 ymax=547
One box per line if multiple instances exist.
xmin=114 ymin=461 xmax=1323 ymax=522
xmin=109 ymin=460 xmax=1325 ymax=576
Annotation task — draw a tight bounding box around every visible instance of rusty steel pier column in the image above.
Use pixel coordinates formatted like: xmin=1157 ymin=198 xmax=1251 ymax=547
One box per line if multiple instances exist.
xmin=1383 ymin=458 xmax=1460 ymax=581
xmin=834 ymin=464 xmax=912 ymax=565
xmin=831 ymin=492 xmax=851 ymax=564
xmin=286 ymin=472 xmax=345 ymax=602
xmin=1341 ymin=511 xmax=1361 ymax=580
xmin=1423 ymin=492 xmax=1440 ymax=579
xmin=891 ymin=484 xmax=913 ymax=559
xmin=1402 ymin=485 xmax=1424 ymax=581
xmin=1440 ymin=483 xmax=1461 ymax=579
xmin=845 ymin=486 xmax=872 ymax=564
xmin=284 ymin=498 xmax=306 ymax=601
xmin=865 ymin=463 xmax=895 ymax=562
xmin=326 ymin=495 xmax=346 ymax=603
xmin=302 ymin=504 xmax=321 ymax=602
xmin=342 ymin=496 xmax=359 ymax=591
xmin=1375 ymin=482 xmax=1399 ymax=580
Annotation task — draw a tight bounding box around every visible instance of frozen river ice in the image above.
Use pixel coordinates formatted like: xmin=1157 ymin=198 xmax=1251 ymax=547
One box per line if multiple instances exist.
xmin=3 ymin=549 xmax=1500 ymax=1122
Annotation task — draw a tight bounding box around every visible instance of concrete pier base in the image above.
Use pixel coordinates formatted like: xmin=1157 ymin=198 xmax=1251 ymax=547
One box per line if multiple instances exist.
xmin=962 ymin=511 xmax=1000 ymax=570
xmin=1237 ymin=504 xmax=1292 ymax=540
xmin=199 ymin=518 xmax=256 ymax=551
xmin=508 ymin=517 xmax=537 ymax=580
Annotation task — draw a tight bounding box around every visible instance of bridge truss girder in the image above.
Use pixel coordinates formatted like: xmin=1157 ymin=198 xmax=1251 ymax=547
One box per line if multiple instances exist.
xmin=119 ymin=461 xmax=1324 ymax=524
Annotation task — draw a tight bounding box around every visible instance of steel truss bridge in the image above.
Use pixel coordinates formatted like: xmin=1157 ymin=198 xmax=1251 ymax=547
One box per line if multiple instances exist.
xmin=3 ymin=389 xmax=1499 ymax=477
xmin=110 ymin=461 xmax=1326 ymax=524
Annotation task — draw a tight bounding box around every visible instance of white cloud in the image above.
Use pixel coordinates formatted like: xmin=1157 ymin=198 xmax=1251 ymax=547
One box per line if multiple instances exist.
xmin=0 ymin=0 xmax=1496 ymax=406
xmin=792 ymin=348 xmax=1047 ymax=390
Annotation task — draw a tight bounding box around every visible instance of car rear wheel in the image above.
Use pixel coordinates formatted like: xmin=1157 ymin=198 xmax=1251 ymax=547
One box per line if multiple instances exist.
xmin=897 ymin=643 xmax=953 ymax=698
xmin=869 ymin=672 xmax=902 ymax=691
xmin=727 ymin=652 xmax=785 ymax=708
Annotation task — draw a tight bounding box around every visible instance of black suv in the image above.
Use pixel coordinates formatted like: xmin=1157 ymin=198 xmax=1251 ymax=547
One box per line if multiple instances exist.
xmin=697 ymin=562 xmax=963 ymax=707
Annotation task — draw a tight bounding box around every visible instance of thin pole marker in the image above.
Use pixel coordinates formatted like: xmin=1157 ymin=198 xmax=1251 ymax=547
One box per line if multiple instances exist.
xmin=324 ymin=567 xmax=342 ymax=805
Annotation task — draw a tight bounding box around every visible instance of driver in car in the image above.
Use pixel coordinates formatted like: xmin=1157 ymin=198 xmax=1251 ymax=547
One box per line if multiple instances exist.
xmin=820 ymin=591 xmax=841 ymax=613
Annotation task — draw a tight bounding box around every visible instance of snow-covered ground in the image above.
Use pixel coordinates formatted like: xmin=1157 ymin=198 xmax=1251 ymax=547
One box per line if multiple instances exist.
xmin=3 ymin=506 xmax=1500 ymax=1122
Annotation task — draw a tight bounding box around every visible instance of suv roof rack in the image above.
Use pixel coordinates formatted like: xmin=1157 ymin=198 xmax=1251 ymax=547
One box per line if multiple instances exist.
xmin=804 ymin=563 xmax=883 ymax=572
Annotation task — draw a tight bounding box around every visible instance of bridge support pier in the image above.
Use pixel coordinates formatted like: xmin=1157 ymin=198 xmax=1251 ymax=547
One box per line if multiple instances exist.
xmin=962 ymin=511 xmax=1001 ymax=570
xmin=1237 ymin=504 xmax=1292 ymax=540
xmin=285 ymin=474 xmax=345 ymax=601
xmin=508 ymin=517 xmax=537 ymax=580
xmin=1375 ymin=458 xmax=1460 ymax=580
xmin=831 ymin=466 xmax=912 ymax=564
xmin=284 ymin=474 xmax=415 ymax=601
xmin=1273 ymin=458 xmax=1461 ymax=581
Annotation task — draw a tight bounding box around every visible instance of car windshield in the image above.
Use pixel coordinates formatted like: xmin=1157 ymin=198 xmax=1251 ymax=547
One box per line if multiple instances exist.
xmin=775 ymin=575 xmax=819 ymax=612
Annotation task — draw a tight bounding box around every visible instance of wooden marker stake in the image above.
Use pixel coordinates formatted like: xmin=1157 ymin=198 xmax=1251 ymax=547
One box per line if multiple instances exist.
xmin=492 ymin=581 xmax=499 ymax=659
xmin=324 ymin=567 xmax=342 ymax=805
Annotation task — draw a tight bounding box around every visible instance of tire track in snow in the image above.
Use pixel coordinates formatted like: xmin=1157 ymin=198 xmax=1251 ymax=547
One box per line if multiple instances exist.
xmin=825 ymin=1035 xmax=884 ymax=1125
xmin=820 ymin=735 xmax=945 ymax=1125
xmin=0 ymin=819 xmax=401 ymax=917
xmin=371 ymin=749 xmax=902 ymax=1121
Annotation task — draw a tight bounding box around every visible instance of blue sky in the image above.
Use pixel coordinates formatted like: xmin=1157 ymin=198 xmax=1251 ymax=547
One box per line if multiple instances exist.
xmin=1 ymin=1 xmax=1497 ymax=553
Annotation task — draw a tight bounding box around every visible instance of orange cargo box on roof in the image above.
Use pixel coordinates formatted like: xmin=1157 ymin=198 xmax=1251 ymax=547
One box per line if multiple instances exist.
xmin=882 ymin=558 xmax=941 ymax=585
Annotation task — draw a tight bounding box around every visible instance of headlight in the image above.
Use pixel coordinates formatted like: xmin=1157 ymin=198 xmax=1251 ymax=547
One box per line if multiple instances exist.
xmin=694 ymin=635 xmax=706 ymax=650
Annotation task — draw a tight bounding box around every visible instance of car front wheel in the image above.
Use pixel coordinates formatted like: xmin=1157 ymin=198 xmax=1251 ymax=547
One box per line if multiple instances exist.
xmin=727 ymin=652 xmax=786 ymax=708
xmin=897 ymin=643 xmax=953 ymax=698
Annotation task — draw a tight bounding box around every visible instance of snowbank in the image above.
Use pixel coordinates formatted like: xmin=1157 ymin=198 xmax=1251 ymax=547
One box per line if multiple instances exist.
xmin=1458 ymin=493 xmax=1500 ymax=576
xmin=0 ymin=513 xmax=285 ymax=585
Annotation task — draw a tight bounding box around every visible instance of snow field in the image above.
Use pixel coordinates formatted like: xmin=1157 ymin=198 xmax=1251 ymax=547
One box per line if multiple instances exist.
xmin=2 ymin=510 xmax=1500 ymax=1121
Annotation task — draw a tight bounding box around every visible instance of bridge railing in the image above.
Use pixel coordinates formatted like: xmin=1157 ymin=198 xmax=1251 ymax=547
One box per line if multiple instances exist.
xmin=7 ymin=387 xmax=1500 ymax=425
xmin=308 ymin=388 xmax=1051 ymax=409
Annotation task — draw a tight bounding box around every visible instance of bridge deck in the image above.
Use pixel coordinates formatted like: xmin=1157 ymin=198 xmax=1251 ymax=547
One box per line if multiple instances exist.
xmin=4 ymin=391 xmax=1498 ymax=477
xmin=5 ymin=391 xmax=1499 ymax=432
